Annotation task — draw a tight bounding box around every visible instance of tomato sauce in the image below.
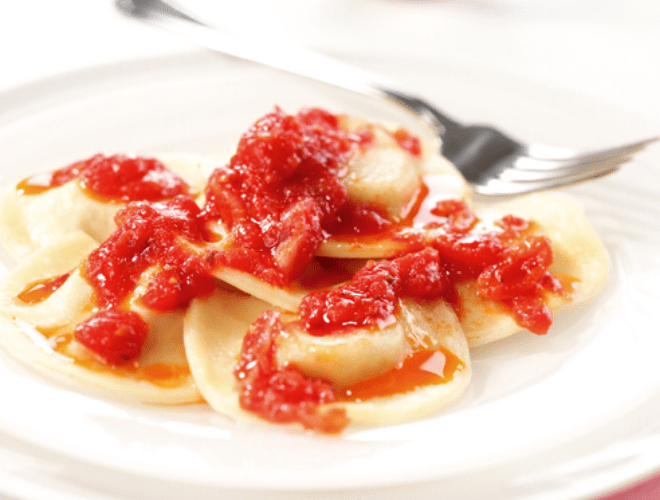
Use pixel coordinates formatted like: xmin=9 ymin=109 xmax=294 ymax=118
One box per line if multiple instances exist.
xmin=298 ymin=199 xmax=559 ymax=338
xmin=201 ymin=107 xmax=356 ymax=286
xmin=17 ymin=154 xmax=189 ymax=201
xmin=47 ymin=330 xmax=193 ymax=387
xmin=299 ymin=247 xmax=447 ymax=334
xmin=136 ymin=363 xmax=194 ymax=388
xmin=234 ymin=310 xmax=349 ymax=434
xmin=73 ymin=309 xmax=150 ymax=365
xmin=426 ymin=200 xmax=559 ymax=335
xmin=77 ymin=195 xmax=216 ymax=366
xmin=200 ymin=107 xmax=425 ymax=285
xmin=84 ymin=195 xmax=214 ymax=311
xmin=392 ymin=128 xmax=422 ymax=157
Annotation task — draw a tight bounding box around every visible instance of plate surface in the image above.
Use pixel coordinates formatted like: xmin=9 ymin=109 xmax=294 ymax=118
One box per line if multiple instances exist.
xmin=0 ymin=51 xmax=659 ymax=500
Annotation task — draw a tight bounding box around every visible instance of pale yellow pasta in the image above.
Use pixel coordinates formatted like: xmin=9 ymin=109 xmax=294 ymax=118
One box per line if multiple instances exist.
xmin=461 ymin=193 xmax=609 ymax=347
xmin=0 ymin=153 xmax=222 ymax=260
xmin=0 ymin=231 xmax=201 ymax=404
xmin=184 ymin=288 xmax=471 ymax=428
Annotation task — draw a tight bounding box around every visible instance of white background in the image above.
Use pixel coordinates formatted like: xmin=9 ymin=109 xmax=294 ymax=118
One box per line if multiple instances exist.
xmin=2 ymin=0 xmax=659 ymax=122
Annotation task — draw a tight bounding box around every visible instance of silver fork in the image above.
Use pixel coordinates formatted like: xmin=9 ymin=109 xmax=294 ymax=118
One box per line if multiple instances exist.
xmin=116 ymin=0 xmax=659 ymax=197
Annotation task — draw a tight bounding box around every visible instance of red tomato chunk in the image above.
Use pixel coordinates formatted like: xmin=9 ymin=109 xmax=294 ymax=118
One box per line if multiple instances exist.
xmin=47 ymin=154 xmax=189 ymax=201
xmin=235 ymin=310 xmax=349 ymax=434
xmin=201 ymin=107 xmax=377 ymax=286
xmin=299 ymin=248 xmax=447 ymax=334
xmin=477 ymin=235 xmax=553 ymax=301
xmin=392 ymin=128 xmax=422 ymax=157
xmin=298 ymin=195 xmax=561 ymax=337
xmin=84 ymin=195 xmax=214 ymax=311
xmin=74 ymin=309 xmax=149 ymax=365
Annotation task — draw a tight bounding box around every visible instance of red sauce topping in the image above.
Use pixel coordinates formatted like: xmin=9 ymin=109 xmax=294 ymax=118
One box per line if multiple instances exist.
xmin=17 ymin=154 xmax=189 ymax=201
xmin=136 ymin=363 xmax=193 ymax=388
xmin=74 ymin=309 xmax=149 ymax=365
xmin=298 ymin=198 xmax=559 ymax=337
xmin=84 ymin=195 xmax=214 ymax=311
xmin=392 ymin=128 xmax=422 ymax=157
xmin=322 ymin=200 xmax=394 ymax=239
xmin=202 ymin=107 xmax=391 ymax=285
xmin=299 ymin=247 xmax=447 ymax=334
xmin=48 ymin=329 xmax=193 ymax=387
xmin=234 ymin=310 xmax=349 ymax=434
xmin=477 ymin=235 xmax=553 ymax=300
xmin=428 ymin=201 xmax=557 ymax=335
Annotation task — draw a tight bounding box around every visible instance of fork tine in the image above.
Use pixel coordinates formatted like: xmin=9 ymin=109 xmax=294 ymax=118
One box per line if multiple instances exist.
xmin=524 ymin=137 xmax=659 ymax=164
xmin=500 ymin=155 xmax=633 ymax=182
xmin=476 ymin=162 xmax=623 ymax=196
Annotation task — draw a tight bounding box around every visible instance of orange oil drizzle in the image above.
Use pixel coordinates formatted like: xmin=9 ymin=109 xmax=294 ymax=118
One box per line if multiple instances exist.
xmin=45 ymin=330 xmax=192 ymax=389
xmin=135 ymin=363 xmax=192 ymax=388
xmin=397 ymin=180 xmax=430 ymax=226
xmin=551 ymin=272 xmax=580 ymax=297
xmin=16 ymin=173 xmax=57 ymax=196
xmin=17 ymin=274 xmax=70 ymax=305
xmin=337 ymin=347 xmax=464 ymax=402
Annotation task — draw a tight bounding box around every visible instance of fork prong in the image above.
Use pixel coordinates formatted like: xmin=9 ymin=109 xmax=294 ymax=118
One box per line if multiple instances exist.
xmin=500 ymin=155 xmax=633 ymax=182
xmin=476 ymin=161 xmax=623 ymax=196
xmin=524 ymin=136 xmax=659 ymax=165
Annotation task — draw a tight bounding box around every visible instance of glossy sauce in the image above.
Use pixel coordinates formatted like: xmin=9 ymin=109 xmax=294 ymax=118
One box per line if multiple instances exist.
xmin=234 ymin=310 xmax=349 ymax=434
xmin=296 ymin=257 xmax=361 ymax=290
xmin=338 ymin=347 xmax=464 ymax=402
xmin=218 ymin=108 xmax=567 ymax=431
xmin=201 ymin=107 xmax=359 ymax=286
xmin=46 ymin=330 xmax=193 ymax=388
xmin=17 ymin=154 xmax=189 ymax=202
xmin=84 ymin=195 xmax=214 ymax=311
xmin=78 ymin=196 xmax=216 ymax=366
xmin=135 ymin=363 xmax=194 ymax=389
xmin=392 ymin=128 xmax=422 ymax=157
xmin=16 ymin=172 xmax=64 ymax=196
xmin=299 ymin=247 xmax=447 ymax=334
xmin=17 ymin=274 xmax=70 ymax=304
xmin=73 ymin=309 xmax=149 ymax=365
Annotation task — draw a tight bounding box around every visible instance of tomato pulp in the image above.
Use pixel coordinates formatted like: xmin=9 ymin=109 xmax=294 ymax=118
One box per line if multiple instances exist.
xmin=18 ymin=154 xmax=189 ymax=201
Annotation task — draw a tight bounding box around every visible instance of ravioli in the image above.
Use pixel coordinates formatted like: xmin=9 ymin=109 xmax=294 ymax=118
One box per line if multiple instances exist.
xmin=184 ymin=287 xmax=471 ymax=430
xmin=0 ymin=106 xmax=609 ymax=433
xmin=210 ymin=190 xmax=609 ymax=349
xmin=319 ymin=129 xmax=470 ymax=259
xmin=0 ymin=153 xmax=220 ymax=260
xmin=0 ymin=231 xmax=201 ymax=403
xmin=460 ymin=193 xmax=609 ymax=347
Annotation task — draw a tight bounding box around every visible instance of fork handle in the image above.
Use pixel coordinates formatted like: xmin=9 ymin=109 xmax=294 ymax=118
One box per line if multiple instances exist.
xmin=116 ymin=0 xmax=463 ymax=141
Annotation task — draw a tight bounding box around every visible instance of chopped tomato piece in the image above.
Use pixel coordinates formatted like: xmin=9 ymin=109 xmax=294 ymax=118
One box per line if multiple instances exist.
xmin=299 ymin=248 xmax=447 ymax=334
xmin=477 ymin=235 xmax=553 ymax=301
xmin=74 ymin=309 xmax=149 ymax=365
xmin=20 ymin=154 xmax=189 ymax=201
xmin=235 ymin=311 xmax=349 ymax=433
xmin=85 ymin=195 xmax=213 ymax=310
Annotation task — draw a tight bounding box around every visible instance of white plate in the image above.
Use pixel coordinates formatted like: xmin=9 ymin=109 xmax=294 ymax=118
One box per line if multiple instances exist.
xmin=0 ymin=51 xmax=659 ymax=500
